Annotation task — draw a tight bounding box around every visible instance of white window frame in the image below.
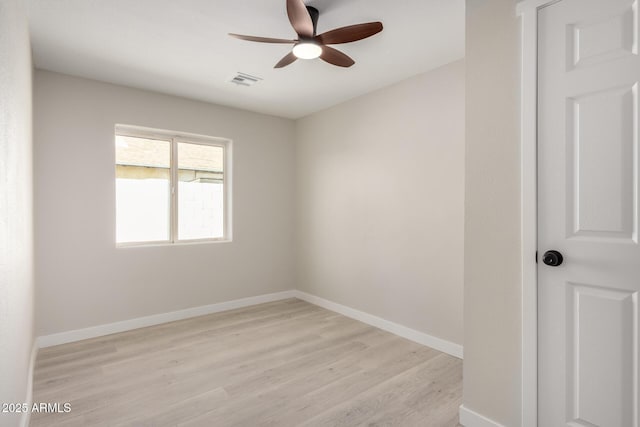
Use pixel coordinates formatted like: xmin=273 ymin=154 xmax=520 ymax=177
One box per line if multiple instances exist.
xmin=115 ymin=124 xmax=233 ymax=247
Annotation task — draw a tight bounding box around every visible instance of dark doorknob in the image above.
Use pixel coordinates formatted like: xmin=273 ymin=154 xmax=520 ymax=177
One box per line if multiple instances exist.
xmin=542 ymin=250 xmax=563 ymax=267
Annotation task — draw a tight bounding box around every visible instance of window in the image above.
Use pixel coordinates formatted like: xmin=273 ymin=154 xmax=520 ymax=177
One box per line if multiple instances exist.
xmin=115 ymin=125 xmax=231 ymax=245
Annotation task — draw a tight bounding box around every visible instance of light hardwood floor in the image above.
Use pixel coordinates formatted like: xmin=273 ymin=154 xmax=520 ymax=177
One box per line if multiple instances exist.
xmin=31 ymin=299 xmax=462 ymax=426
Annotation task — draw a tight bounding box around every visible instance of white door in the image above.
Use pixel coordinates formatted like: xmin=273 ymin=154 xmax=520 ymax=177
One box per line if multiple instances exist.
xmin=538 ymin=0 xmax=640 ymax=426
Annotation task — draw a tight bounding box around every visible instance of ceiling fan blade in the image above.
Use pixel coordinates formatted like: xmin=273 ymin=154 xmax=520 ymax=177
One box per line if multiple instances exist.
xmin=274 ymin=51 xmax=298 ymax=68
xmin=287 ymin=0 xmax=314 ymax=38
xmin=320 ymin=46 xmax=355 ymax=68
xmin=315 ymin=22 xmax=383 ymax=45
xmin=229 ymin=33 xmax=296 ymax=44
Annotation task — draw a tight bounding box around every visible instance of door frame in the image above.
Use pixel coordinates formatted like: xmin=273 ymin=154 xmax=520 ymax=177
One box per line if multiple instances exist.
xmin=516 ymin=1 xmax=561 ymax=426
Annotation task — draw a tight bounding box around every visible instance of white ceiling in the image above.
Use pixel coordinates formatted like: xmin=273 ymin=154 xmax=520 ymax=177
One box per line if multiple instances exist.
xmin=27 ymin=0 xmax=464 ymax=119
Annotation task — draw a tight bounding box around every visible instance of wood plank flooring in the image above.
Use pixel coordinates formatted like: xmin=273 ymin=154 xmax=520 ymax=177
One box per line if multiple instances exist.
xmin=31 ymin=299 xmax=462 ymax=426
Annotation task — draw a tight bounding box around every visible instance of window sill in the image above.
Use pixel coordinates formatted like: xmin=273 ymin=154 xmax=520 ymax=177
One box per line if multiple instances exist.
xmin=116 ymin=238 xmax=232 ymax=249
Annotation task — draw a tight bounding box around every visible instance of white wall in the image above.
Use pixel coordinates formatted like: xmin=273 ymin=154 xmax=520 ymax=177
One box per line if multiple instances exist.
xmin=34 ymin=71 xmax=296 ymax=336
xmin=463 ymin=0 xmax=522 ymax=425
xmin=0 ymin=0 xmax=35 ymax=426
xmin=295 ymin=60 xmax=465 ymax=347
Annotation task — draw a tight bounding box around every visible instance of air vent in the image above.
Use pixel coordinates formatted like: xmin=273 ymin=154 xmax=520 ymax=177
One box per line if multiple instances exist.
xmin=229 ymin=72 xmax=262 ymax=87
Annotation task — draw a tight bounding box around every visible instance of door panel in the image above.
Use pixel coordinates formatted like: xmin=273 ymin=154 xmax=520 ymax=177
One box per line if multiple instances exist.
xmin=538 ymin=0 xmax=640 ymax=426
xmin=567 ymin=283 xmax=636 ymax=427
xmin=566 ymin=84 xmax=636 ymax=241
xmin=568 ymin=4 xmax=637 ymax=70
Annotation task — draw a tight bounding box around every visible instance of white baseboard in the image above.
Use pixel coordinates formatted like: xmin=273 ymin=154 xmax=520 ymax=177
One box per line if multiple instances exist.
xmin=37 ymin=289 xmax=463 ymax=362
xmin=38 ymin=290 xmax=297 ymax=348
xmin=459 ymin=405 xmax=506 ymax=427
xmin=293 ymin=290 xmax=463 ymax=359
xmin=20 ymin=339 xmax=39 ymax=427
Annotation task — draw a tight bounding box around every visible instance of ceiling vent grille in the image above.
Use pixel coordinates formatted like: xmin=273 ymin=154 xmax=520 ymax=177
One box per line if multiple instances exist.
xmin=229 ymin=72 xmax=262 ymax=87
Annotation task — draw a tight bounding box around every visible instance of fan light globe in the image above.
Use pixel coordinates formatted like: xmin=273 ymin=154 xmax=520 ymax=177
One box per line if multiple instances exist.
xmin=292 ymin=42 xmax=322 ymax=59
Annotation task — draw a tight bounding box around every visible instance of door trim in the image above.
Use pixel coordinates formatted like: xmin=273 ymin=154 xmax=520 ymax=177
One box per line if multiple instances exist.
xmin=516 ymin=1 xmax=561 ymax=426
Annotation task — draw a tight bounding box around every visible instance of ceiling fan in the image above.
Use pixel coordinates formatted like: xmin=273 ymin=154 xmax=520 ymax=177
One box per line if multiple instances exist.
xmin=229 ymin=0 xmax=383 ymax=68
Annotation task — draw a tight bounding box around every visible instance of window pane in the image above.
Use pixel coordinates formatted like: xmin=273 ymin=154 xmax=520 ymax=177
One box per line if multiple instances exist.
xmin=177 ymin=142 xmax=224 ymax=240
xmin=115 ymin=135 xmax=170 ymax=243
